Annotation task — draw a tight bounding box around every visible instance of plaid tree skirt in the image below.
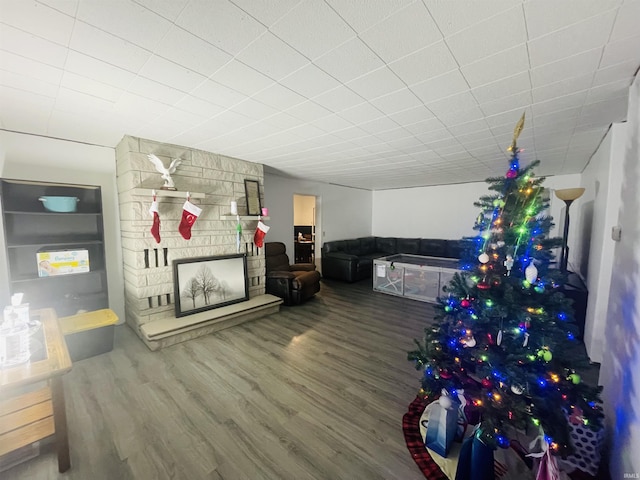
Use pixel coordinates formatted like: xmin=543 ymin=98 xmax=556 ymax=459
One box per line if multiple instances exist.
xmin=402 ymin=396 xmax=448 ymax=480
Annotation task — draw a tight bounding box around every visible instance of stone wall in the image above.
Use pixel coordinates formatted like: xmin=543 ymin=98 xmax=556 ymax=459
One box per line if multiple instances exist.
xmin=115 ymin=135 xmax=266 ymax=334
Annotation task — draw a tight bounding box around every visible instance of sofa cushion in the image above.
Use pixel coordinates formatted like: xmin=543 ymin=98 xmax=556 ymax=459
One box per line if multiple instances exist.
xmin=396 ymin=238 xmax=420 ymax=254
xmin=375 ymin=237 xmax=397 ymax=254
xmin=445 ymin=239 xmax=472 ymax=259
xmin=419 ymin=238 xmax=447 ymax=257
xmin=359 ymin=236 xmax=376 ymax=255
xmin=324 ymin=240 xmax=347 ymax=254
xmin=346 ymin=239 xmax=363 ymax=255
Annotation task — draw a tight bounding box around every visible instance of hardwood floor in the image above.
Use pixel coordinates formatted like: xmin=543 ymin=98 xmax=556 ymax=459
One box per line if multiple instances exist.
xmin=3 ymin=279 xmax=436 ymax=480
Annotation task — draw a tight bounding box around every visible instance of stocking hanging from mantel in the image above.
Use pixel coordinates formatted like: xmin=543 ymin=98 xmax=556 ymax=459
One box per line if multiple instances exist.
xmin=149 ymin=190 xmax=161 ymax=243
xmin=179 ymin=193 xmax=202 ymax=240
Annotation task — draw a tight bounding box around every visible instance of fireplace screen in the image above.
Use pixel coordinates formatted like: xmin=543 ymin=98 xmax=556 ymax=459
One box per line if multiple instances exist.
xmin=173 ymin=254 xmax=249 ymax=317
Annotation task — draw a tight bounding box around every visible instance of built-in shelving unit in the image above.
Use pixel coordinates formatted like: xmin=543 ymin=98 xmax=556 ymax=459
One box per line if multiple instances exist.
xmin=0 ymin=179 xmax=109 ymax=317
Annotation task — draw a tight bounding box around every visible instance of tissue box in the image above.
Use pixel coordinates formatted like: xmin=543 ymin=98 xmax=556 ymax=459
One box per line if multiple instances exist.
xmin=37 ymin=250 xmax=89 ymax=277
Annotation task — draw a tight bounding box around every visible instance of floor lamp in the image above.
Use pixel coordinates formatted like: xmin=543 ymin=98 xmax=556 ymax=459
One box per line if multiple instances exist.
xmin=555 ymin=188 xmax=585 ymax=273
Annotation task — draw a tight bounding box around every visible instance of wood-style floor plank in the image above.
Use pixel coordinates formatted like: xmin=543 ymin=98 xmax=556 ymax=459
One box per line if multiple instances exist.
xmin=2 ymin=279 xmax=436 ymax=480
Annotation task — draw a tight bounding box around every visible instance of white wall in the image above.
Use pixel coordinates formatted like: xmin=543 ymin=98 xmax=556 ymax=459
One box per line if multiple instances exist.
xmin=373 ymin=172 xmax=583 ymax=244
xmin=579 ymin=124 xmax=626 ymax=363
xmin=601 ymin=74 xmax=640 ymax=478
xmin=264 ymin=171 xmax=372 ymax=267
xmin=0 ymin=131 xmax=125 ymax=323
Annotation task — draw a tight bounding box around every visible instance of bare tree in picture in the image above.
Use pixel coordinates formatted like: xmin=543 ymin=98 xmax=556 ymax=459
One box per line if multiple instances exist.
xmin=181 ymin=278 xmax=201 ymax=309
xmin=195 ymin=264 xmax=219 ymax=305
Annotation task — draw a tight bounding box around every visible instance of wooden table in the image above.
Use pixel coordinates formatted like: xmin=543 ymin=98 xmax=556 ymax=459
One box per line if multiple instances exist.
xmin=0 ymin=308 xmax=72 ymax=472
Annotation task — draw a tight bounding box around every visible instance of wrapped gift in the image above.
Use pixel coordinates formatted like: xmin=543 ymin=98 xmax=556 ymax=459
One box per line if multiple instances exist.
xmin=424 ymin=399 xmax=459 ymax=457
xmin=455 ymin=431 xmax=496 ymax=480
xmin=556 ymin=407 xmax=604 ymax=476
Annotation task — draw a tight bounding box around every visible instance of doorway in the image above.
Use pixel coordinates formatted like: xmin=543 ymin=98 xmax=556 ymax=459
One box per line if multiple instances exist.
xmin=293 ymin=194 xmax=316 ymax=264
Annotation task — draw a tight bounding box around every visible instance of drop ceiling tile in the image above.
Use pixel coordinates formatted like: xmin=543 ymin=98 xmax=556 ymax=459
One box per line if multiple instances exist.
xmin=47 ymin=109 xmax=124 ymax=145
xmin=427 ymin=1 xmax=516 ymax=37
xmin=77 ymin=0 xmax=172 ymax=51
xmin=593 ymin=60 xmax=639 ymax=86
xmin=0 ymin=90 xmax=49 ymax=131
xmin=312 ymin=85 xmax=366 ymax=112
xmin=127 ymin=76 xmax=186 ymax=104
xmin=337 ymin=101 xmax=384 ymax=124
xmin=280 ymin=63 xmax=342 ymax=98
xmin=484 ymin=107 xmax=533 ymax=129
xmin=115 ymin=92 xmax=169 ymax=119
xmin=64 ymin=51 xmax=137 ymax=90
xmin=529 ymin=48 xmax=602 ymax=88
xmin=600 ymin=33 xmax=640 ymax=67
xmin=139 ymin=56 xmax=207 ymax=93
xmin=271 ymin=1 xmax=354 ymax=60
xmin=531 ymin=74 xmax=593 ymax=103
xmin=0 ymin=50 xmax=63 ymax=84
xmin=531 ymin=91 xmax=588 ymax=116
xmin=446 ymin=7 xmax=526 ymax=66
xmin=36 ymin=0 xmax=78 ymax=17
xmin=252 ymin=82 xmax=307 ymax=110
xmin=0 ymin=24 xmax=68 ymax=67
xmin=310 ymin=113 xmax=354 ymax=133
xmin=528 ymin=11 xmax=617 ymax=67
xmin=314 ymin=37 xmax=384 ymax=84
xmin=585 ymin=80 xmax=631 ymax=104
xmin=460 ymin=43 xmax=530 ymax=89
xmin=358 ymin=116 xmax=401 ymax=135
xmin=359 ymin=2 xmax=442 ymax=63
xmin=471 ymin=71 xmax=531 ymax=104
xmin=237 ymin=32 xmax=310 ymax=81
xmin=326 ymin=0 xmax=408 ymax=33
xmin=70 ymin=21 xmax=151 ymax=73
xmin=230 ymin=0 xmax=300 ymax=27
xmin=524 ymin=0 xmax=620 ymax=40
xmin=175 ymin=0 xmax=266 ymax=56
xmin=2 ymin=1 xmax=74 ymax=45
xmin=388 ymin=105 xmax=436 ymax=126
xmin=0 ymin=69 xmax=59 ymax=98
xmin=285 ymin=100 xmax=332 ymax=123
xmin=479 ymin=91 xmax=532 ymax=117
xmin=426 ymin=92 xmax=479 ymax=118
xmin=413 ymin=127 xmax=453 ymax=143
xmin=448 ymin=120 xmax=491 ymax=137
xmin=60 ymin=71 xmax=124 ymax=102
xmin=209 ymin=60 xmax=274 ymax=96
xmin=55 ymin=86 xmax=116 ymax=115
xmin=133 ymin=0 xmax=190 ymax=21
xmin=369 ymin=88 xmax=423 ymax=115
xmin=154 ymin=26 xmax=232 ymax=77
xmin=346 ymin=67 xmax=406 ymax=101
xmin=389 ymin=41 xmax=458 ymax=86
xmin=411 ymin=69 xmax=468 ymax=104
xmin=228 ymin=98 xmax=280 ymax=121
xmin=171 ymin=94 xmax=225 ymax=118
xmin=610 ymin=0 xmax=640 ymax=41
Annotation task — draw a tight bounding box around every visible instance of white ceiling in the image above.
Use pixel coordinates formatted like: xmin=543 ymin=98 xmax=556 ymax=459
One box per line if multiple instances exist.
xmin=1 ymin=0 xmax=638 ymax=190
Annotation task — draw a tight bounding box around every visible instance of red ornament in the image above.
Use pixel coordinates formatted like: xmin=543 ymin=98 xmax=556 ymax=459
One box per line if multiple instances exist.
xmin=440 ymin=370 xmax=452 ymax=379
xmin=506 ymin=169 xmax=518 ymax=179
xmin=477 ymin=281 xmax=490 ymax=290
xmin=460 ymin=298 xmax=471 ymax=308
xmin=481 ymin=378 xmax=492 ymax=388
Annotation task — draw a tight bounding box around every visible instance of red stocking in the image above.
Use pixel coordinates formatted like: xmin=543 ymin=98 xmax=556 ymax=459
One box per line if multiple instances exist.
xmin=179 ymin=200 xmax=202 ymax=240
xmin=149 ymin=199 xmax=161 ymax=243
xmin=253 ymin=221 xmax=270 ymax=248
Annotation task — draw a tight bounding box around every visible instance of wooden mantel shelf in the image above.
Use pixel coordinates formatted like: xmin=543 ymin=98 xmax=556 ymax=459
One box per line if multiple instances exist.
xmin=132 ymin=188 xmax=206 ymax=199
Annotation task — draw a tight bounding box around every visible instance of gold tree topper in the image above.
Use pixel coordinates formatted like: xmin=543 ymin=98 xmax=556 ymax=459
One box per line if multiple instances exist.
xmin=507 ymin=112 xmax=526 ymax=152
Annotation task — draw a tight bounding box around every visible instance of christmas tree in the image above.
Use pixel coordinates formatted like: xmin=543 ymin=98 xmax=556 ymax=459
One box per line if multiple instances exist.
xmin=408 ymin=114 xmax=603 ymax=456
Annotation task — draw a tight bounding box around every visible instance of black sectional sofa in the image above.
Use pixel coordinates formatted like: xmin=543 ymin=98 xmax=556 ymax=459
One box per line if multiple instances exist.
xmin=321 ymin=237 xmax=469 ymax=282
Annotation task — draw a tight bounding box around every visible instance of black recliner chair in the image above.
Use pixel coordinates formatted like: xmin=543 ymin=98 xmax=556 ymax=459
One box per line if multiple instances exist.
xmin=265 ymin=242 xmax=321 ymax=305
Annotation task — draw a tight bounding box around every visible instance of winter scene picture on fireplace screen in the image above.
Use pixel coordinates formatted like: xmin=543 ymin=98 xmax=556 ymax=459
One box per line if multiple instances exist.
xmin=173 ymin=254 xmax=249 ymax=317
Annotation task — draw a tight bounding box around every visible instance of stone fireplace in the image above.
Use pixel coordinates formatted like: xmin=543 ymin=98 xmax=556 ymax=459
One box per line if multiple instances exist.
xmin=115 ymin=136 xmax=281 ymax=350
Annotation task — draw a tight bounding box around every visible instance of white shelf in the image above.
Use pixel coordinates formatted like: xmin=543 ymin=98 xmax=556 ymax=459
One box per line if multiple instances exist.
xmin=133 ymin=188 xmax=206 ymax=199
xmin=220 ymin=215 xmax=270 ymax=221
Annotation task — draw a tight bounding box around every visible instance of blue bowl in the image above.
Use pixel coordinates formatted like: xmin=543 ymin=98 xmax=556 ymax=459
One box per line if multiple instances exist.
xmin=38 ymin=196 xmax=79 ymax=212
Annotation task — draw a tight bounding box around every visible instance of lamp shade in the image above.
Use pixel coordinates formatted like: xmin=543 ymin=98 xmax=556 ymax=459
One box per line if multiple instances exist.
xmin=555 ymin=188 xmax=585 ymax=202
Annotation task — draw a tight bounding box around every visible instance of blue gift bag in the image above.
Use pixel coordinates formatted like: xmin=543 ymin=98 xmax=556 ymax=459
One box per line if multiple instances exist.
xmin=424 ymin=401 xmax=459 ymax=457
